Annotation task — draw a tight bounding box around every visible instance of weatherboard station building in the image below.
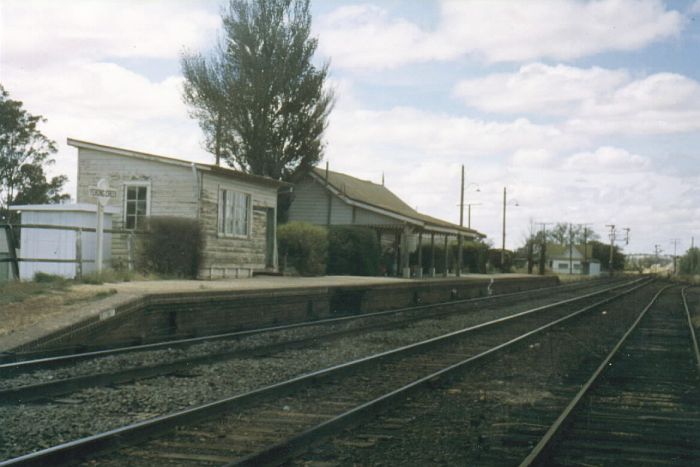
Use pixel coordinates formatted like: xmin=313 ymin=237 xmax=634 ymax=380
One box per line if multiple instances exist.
xmin=288 ymin=166 xmax=485 ymax=277
xmin=69 ymin=139 xmax=287 ymax=279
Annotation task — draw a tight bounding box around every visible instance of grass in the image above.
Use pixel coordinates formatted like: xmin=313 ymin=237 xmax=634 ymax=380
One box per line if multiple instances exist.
xmin=0 ymin=278 xmax=71 ymax=306
xmin=0 ymin=268 xmax=162 ymax=306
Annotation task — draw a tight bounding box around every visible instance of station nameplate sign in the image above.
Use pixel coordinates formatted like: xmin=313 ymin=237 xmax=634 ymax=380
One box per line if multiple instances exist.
xmin=88 ymin=187 xmax=118 ymax=198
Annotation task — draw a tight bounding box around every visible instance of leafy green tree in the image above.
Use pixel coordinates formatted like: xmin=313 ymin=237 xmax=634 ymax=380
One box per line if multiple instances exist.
xmin=10 ymin=163 xmax=70 ymax=206
xmin=0 ymin=85 xmax=61 ymax=220
xmin=589 ymin=240 xmax=625 ymax=272
xmin=181 ymin=0 xmax=334 ymax=180
xmin=546 ymin=223 xmax=599 ymax=245
xmin=679 ymin=247 xmax=700 ymax=275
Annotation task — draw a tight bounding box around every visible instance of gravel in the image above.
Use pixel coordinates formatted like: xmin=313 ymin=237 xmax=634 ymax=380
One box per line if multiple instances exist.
xmin=0 ymin=279 xmax=636 ymax=460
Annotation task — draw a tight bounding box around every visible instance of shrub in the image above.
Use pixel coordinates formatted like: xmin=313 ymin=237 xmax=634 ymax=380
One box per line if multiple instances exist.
xmin=33 ymin=272 xmax=68 ymax=284
xmin=137 ymin=216 xmax=204 ymax=278
xmin=410 ymin=239 xmax=488 ymax=274
xmin=328 ymin=226 xmax=381 ymax=276
xmin=278 ymin=222 xmax=328 ymax=276
xmin=488 ymin=248 xmax=514 ymax=272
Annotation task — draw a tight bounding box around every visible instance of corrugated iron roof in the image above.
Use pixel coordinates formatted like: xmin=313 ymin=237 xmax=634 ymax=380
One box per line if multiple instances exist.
xmin=310 ymin=167 xmax=485 ymax=237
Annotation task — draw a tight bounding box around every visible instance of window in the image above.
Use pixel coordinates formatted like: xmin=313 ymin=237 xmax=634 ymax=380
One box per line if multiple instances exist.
xmin=125 ymin=184 xmax=149 ymax=230
xmin=219 ymin=189 xmax=251 ymax=237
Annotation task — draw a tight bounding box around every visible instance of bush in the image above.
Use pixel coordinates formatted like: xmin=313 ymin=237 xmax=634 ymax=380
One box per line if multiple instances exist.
xmin=410 ymin=239 xmax=488 ymax=274
xmin=138 ymin=216 xmax=204 ymax=278
xmin=328 ymin=226 xmax=381 ymax=276
xmin=488 ymin=248 xmax=514 ymax=272
xmin=33 ymin=272 xmax=68 ymax=284
xmin=278 ymin=222 xmax=328 ymax=276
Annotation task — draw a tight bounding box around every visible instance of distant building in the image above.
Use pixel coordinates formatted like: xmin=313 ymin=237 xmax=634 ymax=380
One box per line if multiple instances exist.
xmin=288 ymin=166 xmax=486 ymax=277
xmin=546 ymin=243 xmax=600 ymax=276
xmin=69 ymin=139 xmax=288 ymax=279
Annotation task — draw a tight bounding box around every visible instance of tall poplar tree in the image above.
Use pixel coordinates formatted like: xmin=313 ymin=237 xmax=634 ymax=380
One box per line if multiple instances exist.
xmin=181 ymin=0 xmax=334 ymax=180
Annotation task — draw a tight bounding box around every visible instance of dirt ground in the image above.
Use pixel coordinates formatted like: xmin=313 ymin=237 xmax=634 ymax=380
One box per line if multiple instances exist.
xmin=0 ymin=287 xmax=117 ymax=339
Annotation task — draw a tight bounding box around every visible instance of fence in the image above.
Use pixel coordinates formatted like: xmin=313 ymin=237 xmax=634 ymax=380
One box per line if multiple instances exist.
xmin=0 ymin=224 xmax=141 ymax=281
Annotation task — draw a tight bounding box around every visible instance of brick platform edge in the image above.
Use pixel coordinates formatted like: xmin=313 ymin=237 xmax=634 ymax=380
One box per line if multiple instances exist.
xmin=4 ymin=275 xmax=558 ymax=355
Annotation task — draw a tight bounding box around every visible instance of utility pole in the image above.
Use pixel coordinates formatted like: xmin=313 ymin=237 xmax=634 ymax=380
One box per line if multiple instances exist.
xmin=466 ymin=203 xmax=481 ymax=229
xmin=671 ymin=239 xmax=680 ymax=275
xmin=606 ymin=224 xmax=616 ymax=276
xmin=501 ymin=186 xmax=507 ymax=268
xmin=568 ymin=223 xmax=574 ymax=275
xmin=457 ymin=165 xmax=464 ymax=277
xmin=538 ymin=222 xmax=553 ymax=275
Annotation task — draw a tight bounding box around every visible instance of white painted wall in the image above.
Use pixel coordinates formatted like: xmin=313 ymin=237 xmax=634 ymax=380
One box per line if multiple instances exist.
xmin=14 ymin=204 xmax=115 ymax=279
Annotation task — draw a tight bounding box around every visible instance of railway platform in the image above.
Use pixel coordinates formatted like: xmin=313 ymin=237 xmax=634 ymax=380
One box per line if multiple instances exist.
xmin=0 ymin=273 xmax=550 ymax=356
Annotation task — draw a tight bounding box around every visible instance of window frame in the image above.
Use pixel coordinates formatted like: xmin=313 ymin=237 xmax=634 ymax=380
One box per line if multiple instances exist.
xmin=218 ymin=188 xmax=252 ymax=238
xmin=123 ymin=181 xmax=151 ymax=230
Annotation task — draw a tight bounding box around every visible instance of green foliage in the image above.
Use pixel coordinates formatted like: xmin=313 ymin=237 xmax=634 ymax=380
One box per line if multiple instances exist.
xmin=9 ymin=163 xmax=69 ymax=207
xmin=33 ymin=272 xmax=68 ymax=284
xmin=409 ymin=240 xmax=488 ymax=274
xmin=679 ymin=247 xmax=700 ymax=275
xmin=546 ymin=223 xmax=600 ymax=246
xmin=138 ymin=217 xmax=204 ymax=278
xmin=488 ymin=248 xmax=514 ymax=272
xmin=589 ymin=240 xmax=625 ymax=271
xmin=327 ymin=226 xmax=380 ymax=276
xmin=0 ymin=274 xmax=69 ymax=305
xmin=278 ymin=221 xmax=328 ymax=276
xmin=181 ymin=0 xmax=334 ymax=180
xmin=0 ymin=85 xmax=64 ymax=221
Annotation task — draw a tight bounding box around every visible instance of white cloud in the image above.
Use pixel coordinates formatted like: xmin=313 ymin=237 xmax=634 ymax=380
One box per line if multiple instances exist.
xmin=454 ymin=63 xmax=629 ymax=116
xmin=318 ymin=0 xmax=683 ymax=69
xmin=325 ymin=106 xmax=584 ymax=168
xmin=2 ymin=59 xmax=211 ymax=199
xmin=563 ymin=147 xmax=651 ymax=172
xmin=455 ymin=64 xmax=700 ymax=135
xmin=0 ymin=0 xmax=220 ymax=69
xmin=510 ymin=149 xmax=555 ymax=168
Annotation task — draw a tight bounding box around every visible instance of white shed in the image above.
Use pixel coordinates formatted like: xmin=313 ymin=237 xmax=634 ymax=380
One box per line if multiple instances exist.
xmin=10 ymin=204 xmax=118 ymax=279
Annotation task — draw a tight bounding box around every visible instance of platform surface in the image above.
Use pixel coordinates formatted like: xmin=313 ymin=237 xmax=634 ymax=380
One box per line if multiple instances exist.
xmin=0 ymin=273 xmax=535 ymax=352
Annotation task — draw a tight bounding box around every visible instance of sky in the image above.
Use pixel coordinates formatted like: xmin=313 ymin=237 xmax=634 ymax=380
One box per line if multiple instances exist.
xmin=1 ymin=0 xmax=700 ymax=255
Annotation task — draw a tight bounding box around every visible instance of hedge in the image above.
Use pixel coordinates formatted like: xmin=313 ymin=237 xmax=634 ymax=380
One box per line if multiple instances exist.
xmin=278 ymin=222 xmax=328 ymax=276
xmin=328 ymin=226 xmax=381 ymax=276
xmin=138 ymin=216 xmax=203 ymax=278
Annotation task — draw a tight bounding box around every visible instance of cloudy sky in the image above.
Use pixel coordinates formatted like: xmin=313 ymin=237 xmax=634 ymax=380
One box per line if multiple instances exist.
xmin=2 ymin=0 xmax=699 ymax=255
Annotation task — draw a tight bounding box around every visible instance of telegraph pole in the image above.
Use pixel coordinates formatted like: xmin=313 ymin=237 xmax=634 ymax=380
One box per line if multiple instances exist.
xmin=671 ymin=239 xmax=680 ymax=275
xmin=501 ymin=187 xmax=506 ymax=267
xmin=568 ymin=223 xmax=574 ymax=275
xmin=606 ymin=225 xmax=615 ymax=276
xmin=457 ymin=165 xmax=464 ymax=277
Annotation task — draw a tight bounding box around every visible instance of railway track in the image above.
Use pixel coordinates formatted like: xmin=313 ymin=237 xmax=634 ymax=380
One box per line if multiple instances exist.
xmin=519 ymin=286 xmax=700 ymax=466
xmin=0 ymin=278 xmax=654 ymax=465
xmin=2 ymin=277 xmax=608 ymax=366
xmin=0 ymin=278 xmax=640 ymax=404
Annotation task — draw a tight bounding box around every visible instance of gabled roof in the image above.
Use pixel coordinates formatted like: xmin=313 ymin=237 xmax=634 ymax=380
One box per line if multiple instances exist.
xmin=67 ymin=138 xmax=290 ymax=189
xmin=307 ymin=167 xmax=485 ymax=238
xmin=546 ymin=243 xmax=593 ymax=259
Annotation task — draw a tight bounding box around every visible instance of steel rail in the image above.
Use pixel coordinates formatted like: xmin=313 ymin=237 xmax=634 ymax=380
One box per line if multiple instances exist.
xmin=0 ymin=278 xmax=650 ymax=466
xmin=681 ymin=286 xmax=700 ymax=373
xmin=517 ymin=285 xmax=672 ymax=467
xmin=0 ymin=276 xmax=637 ymax=372
xmin=229 ymin=281 xmax=657 ymax=466
xmin=0 ymin=278 xmax=648 ymax=404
